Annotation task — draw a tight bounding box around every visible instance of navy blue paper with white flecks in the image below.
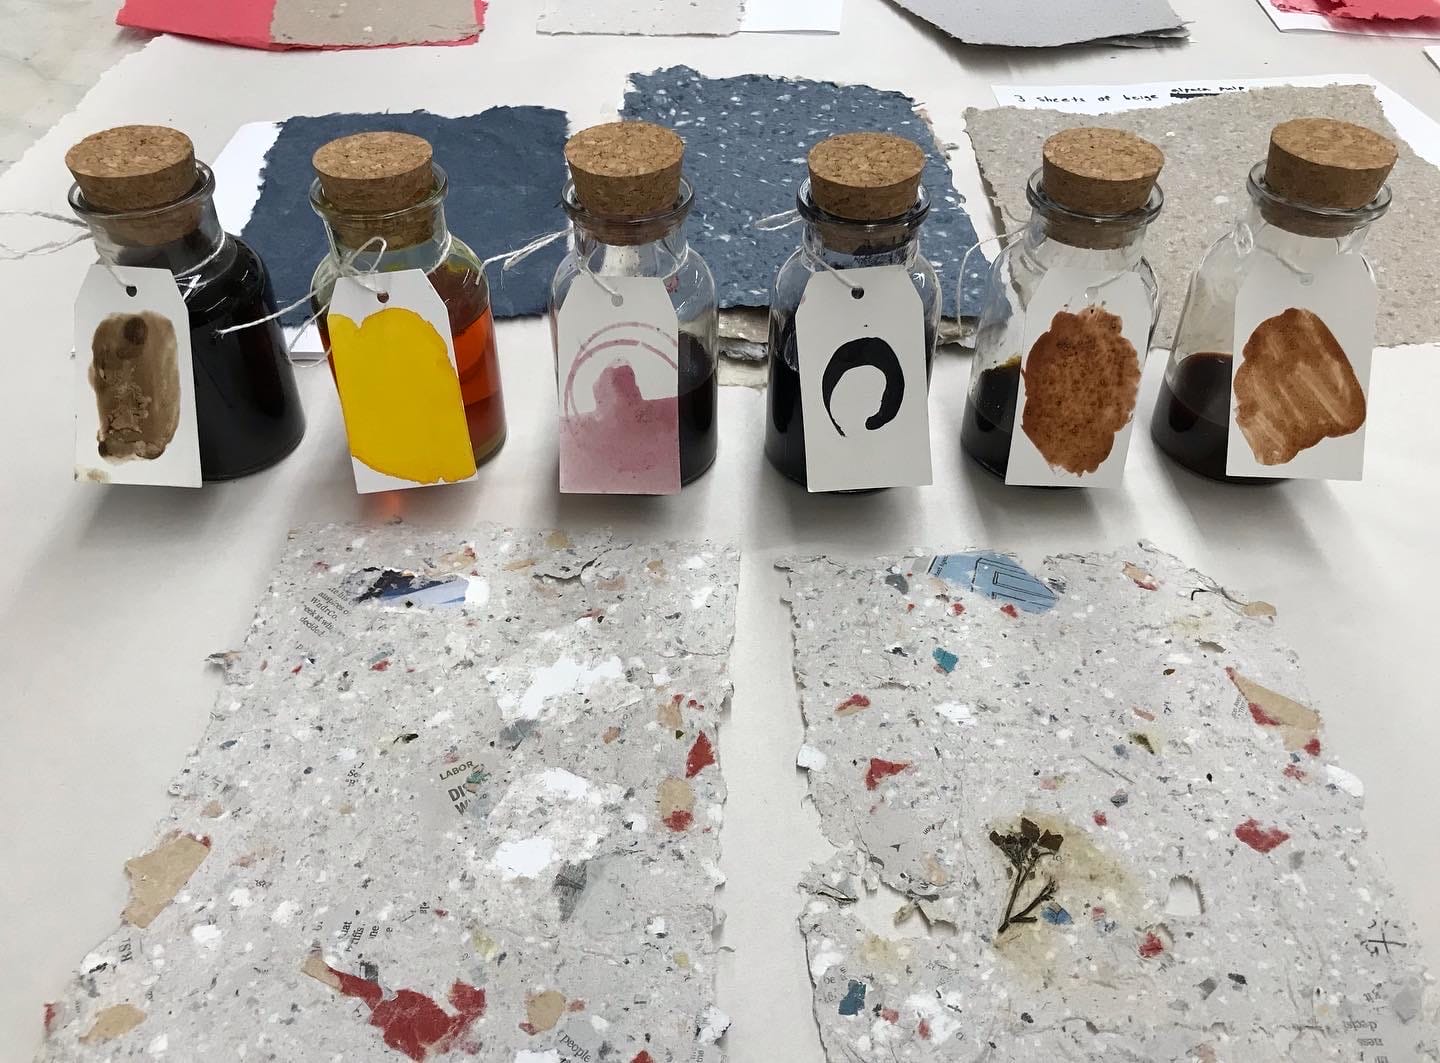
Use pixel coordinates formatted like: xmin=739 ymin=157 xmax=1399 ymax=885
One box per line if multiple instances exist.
xmin=241 ymin=108 xmax=570 ymax=324
xmin=622 ymin=66 xmax=989 ymax=319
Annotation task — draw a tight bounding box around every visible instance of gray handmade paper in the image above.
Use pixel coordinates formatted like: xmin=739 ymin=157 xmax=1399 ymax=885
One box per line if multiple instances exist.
xmin=624 ymin=65 xmax=989 ymax=319
xmin=270 ymin=0 xmax=480 ymax=46
xmin=37 ymin=522 xmax=736 ymax=1061
xmin=785 ymin=547 xmax=1438 ymax=1060
xmin=886 ymin=0 xmax=1184 ymax=47
xmin=539 ymin=0 xmax=744 ymax=35
xmin=241 ymin=109 xmax=570 ymax=325
xmin=965 ymin=84 xmax=1440 ymax=347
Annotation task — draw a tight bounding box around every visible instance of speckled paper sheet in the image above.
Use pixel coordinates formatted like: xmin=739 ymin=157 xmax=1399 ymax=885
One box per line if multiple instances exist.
xmin=965 ymin=84 xmax=1440 ymax=347
xmin=538 ymin=0 xmax=744 ymax=35
xmin=241 ymin=109 xmax=569 ymax=325
xmin=886 ymin=0 xmax=1184 ymax=46
xmin=37 ymin=522 xmax=736 ymax=1062
xmin=784 ymin=546 xmax=1440 ymax=1061
xmin=270 ymin=0 xmax=481 ymax=46
xmin=623 ymin=66 xmax=989 ymax=320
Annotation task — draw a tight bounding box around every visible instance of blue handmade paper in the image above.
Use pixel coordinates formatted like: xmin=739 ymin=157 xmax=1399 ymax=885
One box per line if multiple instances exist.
xmin=623 ymin=65 xmax=990 ymax=318
xmin=241 ymin=108 xmax=570 ymax=325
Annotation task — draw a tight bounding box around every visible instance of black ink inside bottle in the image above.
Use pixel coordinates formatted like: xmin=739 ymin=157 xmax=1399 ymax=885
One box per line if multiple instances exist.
xmin=961 ymin=357 xmax=1020 ymax=480
xmin=678 ymin=333 xmax=718 ymax=485
xmin=1150 ymin=352 xmax=1269 ymax=485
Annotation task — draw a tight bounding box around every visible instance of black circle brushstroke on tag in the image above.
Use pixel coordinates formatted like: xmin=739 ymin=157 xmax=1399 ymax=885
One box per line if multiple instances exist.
xmin=821 ymin=337 xmax=905 ymax=437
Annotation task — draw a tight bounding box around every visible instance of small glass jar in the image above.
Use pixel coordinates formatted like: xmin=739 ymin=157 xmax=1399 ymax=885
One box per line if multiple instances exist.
xmin=550 ymin=176 xmax=719 ymax=485
xmin=69 ymin=142 xmax=305 ymax=482
xmin=963 ymin=145 xmax=1163 ymax=482
xmin=310 ymin=137 xmax=506 ymax=466
xmin=1151 ymin=148 xmax=1392 ymax=483
xmin=765 ymin=181 xmax=942 ymax=488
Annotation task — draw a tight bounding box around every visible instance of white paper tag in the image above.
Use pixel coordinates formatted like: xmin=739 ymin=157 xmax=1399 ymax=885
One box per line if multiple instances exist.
xmin=73 ymin=265 xmax=202 ymax=487
xmin=1006 ymin=267 xmax=1151 ymax=487
xmin=1227 ymin=253 xmax=1375 ymax=480
xmin=795 ymin=266 xmax=931 ymax=492
xmin=327 ymin=270 xmax=478 ymax=494
xmin=555 ymin=274 xmax=681 ymax=495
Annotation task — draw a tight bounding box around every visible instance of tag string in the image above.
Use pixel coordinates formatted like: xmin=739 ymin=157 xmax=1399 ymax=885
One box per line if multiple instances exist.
xmin=214 ymin=236 xmax=390 ymax=366
xmin=0 ymin=209 xmax=134 ymax=291
xmin=482 ymin=227 xmax=625 ymax=301
xmin=750 ymin=209 xmax=864 ymax=294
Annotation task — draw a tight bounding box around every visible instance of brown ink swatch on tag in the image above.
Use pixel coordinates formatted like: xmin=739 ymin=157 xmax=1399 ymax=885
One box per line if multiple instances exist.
xmin=1021 ymin=305 xmax=1141 ymax=474
xmin=89 ymin=311 xmax=181 ymax=461
xmin=1235 ymin=307 xmax=1366 ymax=466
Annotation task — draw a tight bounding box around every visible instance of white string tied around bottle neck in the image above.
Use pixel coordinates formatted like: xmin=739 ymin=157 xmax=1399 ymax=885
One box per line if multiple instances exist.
xmin=481 ymin=227 xmax=625 ymax=302
xmin=213 ymin=236 xmax=390 ymax=365
xmin=752 ymin=208 xmax=867 ymax=295
xmin=2 ymin=208 xmax=268 ymax=307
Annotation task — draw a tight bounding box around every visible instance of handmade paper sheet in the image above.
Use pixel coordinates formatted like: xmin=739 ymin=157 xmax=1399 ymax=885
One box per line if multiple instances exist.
xmin=784 ymin=546 xmax=1439 ymax=1061
xmin=37 ymin=522 xmax=736 ymax=1062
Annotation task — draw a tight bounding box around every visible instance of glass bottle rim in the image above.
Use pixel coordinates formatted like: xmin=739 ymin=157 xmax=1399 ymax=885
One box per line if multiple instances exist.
xmin=1023 ymin=167 xmax=1164 ymax=230
xmin=308 ymin=162 xmax=450 ymax=224
xmin=1246 ymin=161 xmax=1392 ymax=226
xmin=794 ymin=178 xmax=931 ymax=232
xmin=68 ymin=161 xmax=218 ymax=222
xmin=561 ymin=175 xmax=694 ymax=234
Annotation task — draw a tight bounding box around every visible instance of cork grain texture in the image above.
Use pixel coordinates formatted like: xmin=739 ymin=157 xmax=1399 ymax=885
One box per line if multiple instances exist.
xmin=966 ymin=84 xmax=1440 ymax=347
xmin=624 ymin=66 xmax=989 ymax=319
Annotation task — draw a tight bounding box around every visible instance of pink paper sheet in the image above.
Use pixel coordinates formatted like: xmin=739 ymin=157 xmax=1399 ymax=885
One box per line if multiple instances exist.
xmin=1273 ymin=0 xmax=1440 ymax=19
xmin=117 ymin=0 xmax=488 ymax=50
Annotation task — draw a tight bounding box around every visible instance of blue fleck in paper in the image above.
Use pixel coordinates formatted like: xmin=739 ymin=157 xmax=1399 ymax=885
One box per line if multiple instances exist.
xmin=242 ymin=109 xmax=570 ymax=324
xmin=623 ymin=66 xmax=990 ymax=319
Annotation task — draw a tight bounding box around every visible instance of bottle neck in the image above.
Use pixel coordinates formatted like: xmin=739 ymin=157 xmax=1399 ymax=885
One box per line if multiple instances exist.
xmin=1020 ymin=210 xmax=1149 ymax=271
xmin=1243 ymin=161 xmax=1386 ymax=249
xmin=321 ymin=200 xmax=453 ymax=276
xmin=1239 ymin=201 xmax=1373 ymax=272
xmin=571 ymin=221 xmax=688 ymax=278
xmin=803 ymin=220 xmax=920 ymax=269
xmin=72 ymin=173 xmax=230 ymax=278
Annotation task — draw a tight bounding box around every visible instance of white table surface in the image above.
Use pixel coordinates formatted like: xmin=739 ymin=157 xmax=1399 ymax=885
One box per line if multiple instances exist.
xmin=3 ymin=2 xmax=1439 ymax=1059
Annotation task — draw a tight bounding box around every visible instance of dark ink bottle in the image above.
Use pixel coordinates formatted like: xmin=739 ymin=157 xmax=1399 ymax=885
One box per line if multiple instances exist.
xmin=68 ymin=125 xmax=305 ymax=481
xmin=765 ymin=132 xmax=940 ymax=491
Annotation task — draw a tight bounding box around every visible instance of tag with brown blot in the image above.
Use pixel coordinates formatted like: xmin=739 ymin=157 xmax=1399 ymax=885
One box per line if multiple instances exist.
xmin=1006 ymin=267 xmax=1153 ymax=488
xmin=1227 ymin=253 xmax=1376 ymax=480
xmin=73 ymin=265 xmax=201 ymax=486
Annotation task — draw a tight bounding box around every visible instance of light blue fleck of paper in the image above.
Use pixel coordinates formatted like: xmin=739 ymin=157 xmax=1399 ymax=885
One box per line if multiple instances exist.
xmin=622 ymin=65 xmax=989 ymax=319
xmin=926 ymin=551 xmax=1058 ymax=613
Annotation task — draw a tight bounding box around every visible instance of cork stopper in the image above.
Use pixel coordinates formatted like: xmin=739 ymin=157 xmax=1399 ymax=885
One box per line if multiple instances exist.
xmin=312 ymin=132 xmax=438 ymax=249
xmin=66 ymin=126 xmax=197 ymax=212
xmin=1266 ymin=118 xmax=1397 ymax=210
xmin=1041 ymin=128 xmax=1164 ymax=216
xmin=807 ymin=132 xmax=925 ymax=222
xmin=566 ymin=121 xmax=684 ymax=218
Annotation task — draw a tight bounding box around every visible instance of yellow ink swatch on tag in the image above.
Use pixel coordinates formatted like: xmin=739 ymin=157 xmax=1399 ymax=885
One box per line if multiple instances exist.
xmin=328 ymin=306 xmax=477 ymax=485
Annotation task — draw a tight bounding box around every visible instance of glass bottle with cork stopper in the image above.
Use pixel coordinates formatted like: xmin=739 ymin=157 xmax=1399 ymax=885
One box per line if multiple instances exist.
xmin=1150 ymin=117 xmax=1396 ymax=482
xmin=309 ymin=132 xmax=506 ymax=465
xmin=962 ymin=127 xmax=1164 ymax=482
xmin=550 ymin=121 xmax=718 ymax=488
xmin=765 ymin=131 xmax=942 ymax=490
xmin=66 ymin=124 xmax=306 ymax=481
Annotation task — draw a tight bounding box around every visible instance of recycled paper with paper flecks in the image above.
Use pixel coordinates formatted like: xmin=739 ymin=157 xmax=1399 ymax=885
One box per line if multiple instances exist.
xmin=782 ymin=546 xmax=1439 ymax=1062
xmin=36 ymin=522 xmax=735 ymax=1063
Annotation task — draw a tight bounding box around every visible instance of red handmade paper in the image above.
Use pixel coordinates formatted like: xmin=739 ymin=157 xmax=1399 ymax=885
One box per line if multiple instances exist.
xmin=117 ymin=0 xmax=488 ymax=50
xmin=1273 ymin=0 xmax=1440 ymax=19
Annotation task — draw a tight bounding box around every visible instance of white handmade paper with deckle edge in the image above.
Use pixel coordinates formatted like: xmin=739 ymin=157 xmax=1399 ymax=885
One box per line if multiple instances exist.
xmin=783 ymin=547 xmax=1439 ymax=1062
xmin=37 ymin=522 xmax=735 ymax=1062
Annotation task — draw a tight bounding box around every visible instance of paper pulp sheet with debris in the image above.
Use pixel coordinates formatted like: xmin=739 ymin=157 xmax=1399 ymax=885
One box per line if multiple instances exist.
xmin=965 ymin=83 xmax=1440 ymax=348
xmin=622 ymin=65 xmax=989 ymax=320
xmin=37 ymin=522 xmax=736 ymax=1063
xmin=783 ymin=546 xmax=1439 ymax=1062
